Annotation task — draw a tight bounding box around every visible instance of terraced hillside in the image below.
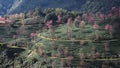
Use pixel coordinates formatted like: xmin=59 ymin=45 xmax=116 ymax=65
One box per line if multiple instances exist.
xmin=0 ymin=7 xmax=120 ymax=68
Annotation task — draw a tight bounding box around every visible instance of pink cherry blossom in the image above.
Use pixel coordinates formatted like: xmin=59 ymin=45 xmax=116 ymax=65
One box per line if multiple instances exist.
xmin=93 ymin=22 xmax=99 ymax=30
xmin=46 ymin=20 xmax=53 ymax=29
xmin=99 ymin=13 xmax=104 ymax=22
xmin=111 ymin=7 xmax=119 ymax=16
xmin=80 ymin=20 xmax=85 ymax=27
xmin=67 ymin=17 xmax=73 ymax=26
xmin=89 ymin=16 xmax=95 ymax=23
xmin=0 ymin=17 xmax=6 ymax=24
xmin=105 ymin=24 xmax=112 ymax=31
xmin=80 ymin=20 xmax=85 ymax=32
xmin=30 ymin=33 xmax=34 ymax=39
xmin=76 ymin=15 xmax=81 ymax=21
xmin=56 ymin=15 xmax=62 ymax=23
xmin=30 ymin=32 xmax=38 ymax=40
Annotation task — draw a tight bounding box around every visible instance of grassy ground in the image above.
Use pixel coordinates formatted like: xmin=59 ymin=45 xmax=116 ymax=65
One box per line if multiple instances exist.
xmin=0 ymin=17 xmax=120 ymax=67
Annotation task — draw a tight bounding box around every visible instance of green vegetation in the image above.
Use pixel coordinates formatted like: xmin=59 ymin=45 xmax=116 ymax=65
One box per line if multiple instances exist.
xmin=0 ymin=7 xmax=120 ymax=68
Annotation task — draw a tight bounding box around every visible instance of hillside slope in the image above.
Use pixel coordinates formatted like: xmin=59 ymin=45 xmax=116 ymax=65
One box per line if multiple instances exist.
xmin=7 ymin=0 xmax=81 ymax=14
xmin=2 ymin=0 xmax=120 ymax=14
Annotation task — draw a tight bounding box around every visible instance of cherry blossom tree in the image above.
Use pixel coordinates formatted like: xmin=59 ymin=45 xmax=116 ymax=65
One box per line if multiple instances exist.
xmin=46 ymin=20 xmax=54 ymax=37
xmin=99 ymin=13 xmax=104 ymax=22
xmin=105 ymin=24 xmax=113 ymax=38
xmin=93 ymin=22 xmax=99 ymax=40
xmin=30 ymin=31 xmax=39 ymax=41
xmin=111 ymin=7 xmax=119 ymax=16
xmin=56 ymin=15 xmax=62 ymax=24
xmin=88 ymin=14 xmax=95 ymax=24
xmin=93 ymin=21 xmax=99 ymax=30
xmin=64 ymin=47 xmax=73 ymax=67
xmin=30 ymin=33 xmax=35 ymax=40
xmin=66 ymin=17 xmax=73 ymax=39
xmin=80 ymin=20 xmax=85 ymax=32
